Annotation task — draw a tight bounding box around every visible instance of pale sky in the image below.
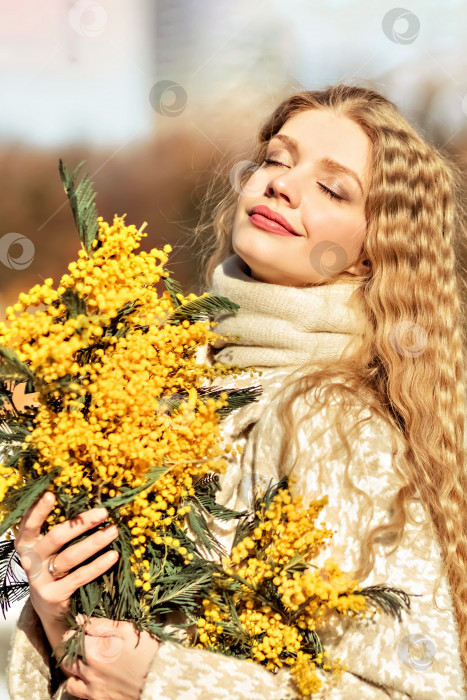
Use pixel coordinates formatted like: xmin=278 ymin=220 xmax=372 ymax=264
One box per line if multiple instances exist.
xmin=0 ymin=0 xmax=466 ymax=147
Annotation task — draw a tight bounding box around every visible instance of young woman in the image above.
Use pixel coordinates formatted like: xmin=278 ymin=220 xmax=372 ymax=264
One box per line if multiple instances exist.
xmin=8 ymin=83 xmax=467 ymax=699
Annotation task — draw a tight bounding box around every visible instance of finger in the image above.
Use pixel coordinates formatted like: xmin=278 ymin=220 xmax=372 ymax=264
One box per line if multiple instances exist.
xmin=80 ymin=616 xmax=123 ymax=637
xmin=60 ymin=655 xmax=84 ymax=679
xmin=62 ymin=549 xmax=120 ymax=592
xmin=15 ymin=491 xmax=56 ymax=546
xmin=66 ymin=675 xmax=89 ymax=700
xmin=86 ymin=633 xmax=125 ymax=664
xmin=51 ymin=526 xmax=119 ymax=583
xmin=58 ymin=631 xmax=87 ymax=677
xmin=61 ymin=630 xmax=124 ymax=670
xmin=41 ymin=505 xmax=111 ymax=560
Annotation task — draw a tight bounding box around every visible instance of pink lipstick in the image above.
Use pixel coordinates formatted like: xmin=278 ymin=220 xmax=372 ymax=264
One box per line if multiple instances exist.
xmin=248 ymin=213 xmax=299 ymax=237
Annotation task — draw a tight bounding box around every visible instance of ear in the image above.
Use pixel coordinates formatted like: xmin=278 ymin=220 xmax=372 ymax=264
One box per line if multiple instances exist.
xmin=345 ymin=257 xmax=370 ymax=276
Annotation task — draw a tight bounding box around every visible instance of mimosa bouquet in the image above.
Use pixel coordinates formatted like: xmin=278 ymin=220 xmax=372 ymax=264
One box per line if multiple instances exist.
xmin=0 ymin=161 xmax=413 ymax=698
xmin=0 ymin=160 xmax=261 ymax=664
xmin=192 ymin=477 xmax=414 ymax=698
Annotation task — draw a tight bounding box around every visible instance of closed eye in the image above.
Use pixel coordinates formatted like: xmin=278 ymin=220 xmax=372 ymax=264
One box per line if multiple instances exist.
xmin=318 ymin=183 xmax=345 ymax=202
xmin=262 ymin=159 xmax=345 ymax=202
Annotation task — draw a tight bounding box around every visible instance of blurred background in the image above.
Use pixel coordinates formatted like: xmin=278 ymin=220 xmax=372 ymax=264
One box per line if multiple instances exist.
xmin=1 ymin=0 xmax=467 ymax=696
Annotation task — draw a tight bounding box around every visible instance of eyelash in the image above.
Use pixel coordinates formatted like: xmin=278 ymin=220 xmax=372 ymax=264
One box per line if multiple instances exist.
xmin=262 ymin=158 xmax=345 ymax=202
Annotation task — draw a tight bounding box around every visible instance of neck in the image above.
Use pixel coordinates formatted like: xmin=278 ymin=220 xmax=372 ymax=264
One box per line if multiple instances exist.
xmin=206 ymin=253 xmax=363 ymax=369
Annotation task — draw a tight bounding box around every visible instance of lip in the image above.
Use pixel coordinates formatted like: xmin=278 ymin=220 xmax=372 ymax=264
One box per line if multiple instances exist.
xmin=248 ymin=205 xmax=301 ymax=237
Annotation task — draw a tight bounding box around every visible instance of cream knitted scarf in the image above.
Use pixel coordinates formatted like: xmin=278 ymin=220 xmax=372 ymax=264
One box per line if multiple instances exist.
xmin=206 ymin=253 xmax=363 ymax=368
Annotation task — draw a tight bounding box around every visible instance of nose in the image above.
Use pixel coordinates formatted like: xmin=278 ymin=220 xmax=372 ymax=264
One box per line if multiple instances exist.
xmin=265 ymin=172 xmax=299 ymax=207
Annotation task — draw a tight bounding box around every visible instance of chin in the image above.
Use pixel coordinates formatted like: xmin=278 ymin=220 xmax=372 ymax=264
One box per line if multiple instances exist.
xmin=232 ymin=235 xmax=298 ymax=285
xmin=249 ymin=267 xmax=290 ymax=285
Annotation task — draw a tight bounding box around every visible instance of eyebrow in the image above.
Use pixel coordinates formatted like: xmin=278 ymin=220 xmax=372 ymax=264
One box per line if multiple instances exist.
xmin=269 ymin=133 xmax=365 ymax=196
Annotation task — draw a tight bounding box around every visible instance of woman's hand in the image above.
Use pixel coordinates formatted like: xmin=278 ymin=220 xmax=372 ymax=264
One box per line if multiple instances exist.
xmin=13 ymin=490 xmax=120 ymax=660
xmin=60 ymin=615 xmax=160 ymax=700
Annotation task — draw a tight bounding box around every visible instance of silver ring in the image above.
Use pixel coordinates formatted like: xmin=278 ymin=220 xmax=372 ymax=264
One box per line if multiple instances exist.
xmin=48 ymin=552 xmax=70 ymax=579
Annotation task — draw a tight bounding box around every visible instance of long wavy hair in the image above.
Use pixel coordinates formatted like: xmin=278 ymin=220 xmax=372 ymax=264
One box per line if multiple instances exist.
xmin=191 ymin=84 xmax=467 ymax=684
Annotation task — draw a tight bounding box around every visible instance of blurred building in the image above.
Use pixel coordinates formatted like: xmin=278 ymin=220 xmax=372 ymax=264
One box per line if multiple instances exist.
xmin=0 ymin=0 xmax=153 ymax=147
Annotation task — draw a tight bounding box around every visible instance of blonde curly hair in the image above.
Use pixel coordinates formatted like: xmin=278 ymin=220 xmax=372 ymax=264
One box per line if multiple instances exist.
xmin=192 ymin=83 xmax=467 ymax=689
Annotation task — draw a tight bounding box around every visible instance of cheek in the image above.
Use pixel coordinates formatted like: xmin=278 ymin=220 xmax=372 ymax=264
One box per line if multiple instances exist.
xmin=301 ymin=212 xmax=366 ymax=270
xmin=238 ymin=170 xmax=266 ymax=199
xmin=232 ymin=204 xmax=244 ymax=238
xmin=342 ymin=213 xmax=367 ymax=252
xmin=306 ymin=237 xmax=350 ymax=276
xmin=305 ymin=207 xmax=366 ymax=246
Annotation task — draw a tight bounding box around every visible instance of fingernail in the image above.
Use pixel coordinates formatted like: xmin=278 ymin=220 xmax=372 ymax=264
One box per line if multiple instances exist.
xmin=44 ymin=492 xmax=55 ymax=505
xmin=108 ymin=526 xmax=119 ymax=538
xmin=95 ymin=508 xmax=108 ymax=518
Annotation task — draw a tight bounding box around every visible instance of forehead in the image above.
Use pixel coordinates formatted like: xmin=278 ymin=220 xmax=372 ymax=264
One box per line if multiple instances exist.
xmin=274 ymin=109 xmax=372 ymax=187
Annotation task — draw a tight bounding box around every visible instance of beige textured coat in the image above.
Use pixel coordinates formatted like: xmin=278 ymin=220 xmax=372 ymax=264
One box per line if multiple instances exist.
xmin=6 ymin=254 xmax=467 ymax=698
